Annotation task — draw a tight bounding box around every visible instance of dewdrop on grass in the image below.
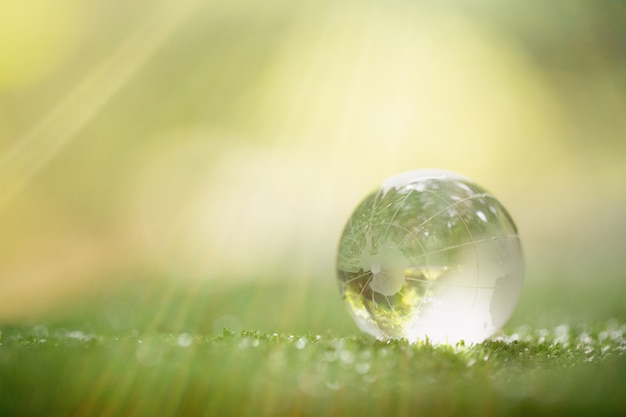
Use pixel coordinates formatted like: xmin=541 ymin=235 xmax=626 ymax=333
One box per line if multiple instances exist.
xmin=336 ymin=169 xmax=524 ymax=345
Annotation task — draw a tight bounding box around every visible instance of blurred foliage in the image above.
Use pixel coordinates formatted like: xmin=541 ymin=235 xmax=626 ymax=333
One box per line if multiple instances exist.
xmin=0 ymin=0 xmax=625 ymax=336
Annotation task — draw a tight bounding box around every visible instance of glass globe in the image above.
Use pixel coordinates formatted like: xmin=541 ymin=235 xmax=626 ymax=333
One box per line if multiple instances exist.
xmin=336 ymin=169 xmax=524 ymax=345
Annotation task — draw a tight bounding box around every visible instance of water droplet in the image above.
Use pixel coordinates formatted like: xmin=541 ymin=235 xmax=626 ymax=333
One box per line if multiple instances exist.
xmin=325 ymin=379 xmax=342 ymax=390
xmin=33 ymin=325 xmax=49 ymax=339
xmin=339 ymin=350 xmax=354 ymax=364
xmin=295 ymin=337 xmax=307 ymax=349
xmin=355 ymin=362 xmax=370 ymax=374
xmin=177 ymin=333 xmax=193 ymax=347
xmin=238 ymin=337 xmax=250 ymax=350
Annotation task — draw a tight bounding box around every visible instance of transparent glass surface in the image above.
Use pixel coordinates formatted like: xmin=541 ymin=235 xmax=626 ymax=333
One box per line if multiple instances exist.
xmin=336 ymin=170 xmax=524 ymax=344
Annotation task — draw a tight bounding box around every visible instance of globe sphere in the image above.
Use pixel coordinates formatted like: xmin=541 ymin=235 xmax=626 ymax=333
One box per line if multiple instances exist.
xmin=336 ymin=169 xmax=524 ymax=344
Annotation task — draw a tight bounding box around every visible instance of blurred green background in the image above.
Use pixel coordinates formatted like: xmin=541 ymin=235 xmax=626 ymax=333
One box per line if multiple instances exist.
xmin=0 ymin=0 xmax=625 ymax=334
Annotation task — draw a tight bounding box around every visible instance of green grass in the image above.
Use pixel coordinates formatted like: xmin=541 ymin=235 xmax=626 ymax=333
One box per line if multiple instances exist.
xmin=1 ymin=279 xmax=625 ymax=416
xmin=1 ymin=322 xmax=625 ymax=416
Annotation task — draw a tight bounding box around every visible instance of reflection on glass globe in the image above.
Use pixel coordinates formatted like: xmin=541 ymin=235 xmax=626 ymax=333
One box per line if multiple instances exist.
xmin=336 ymin=169 xmax=524 ymax=345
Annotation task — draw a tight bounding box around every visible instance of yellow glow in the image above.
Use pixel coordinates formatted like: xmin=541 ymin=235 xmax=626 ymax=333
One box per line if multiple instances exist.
xmin=253 ymin=5 xmax=564 ymax=181
xmin=0 ymin=0 xmax=84 ymax=89
xmin=0 ymin=0 xmax=623 ymax=322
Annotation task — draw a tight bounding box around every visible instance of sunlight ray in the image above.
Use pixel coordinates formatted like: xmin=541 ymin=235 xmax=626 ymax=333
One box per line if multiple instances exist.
xmin=0 ymin=0 xmax=200 ymax=211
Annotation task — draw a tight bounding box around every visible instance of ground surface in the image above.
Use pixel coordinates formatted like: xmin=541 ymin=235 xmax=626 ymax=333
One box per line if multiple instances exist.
xmin=0 ymin=280 xmax=625 ymax=417
xmin=0 ymin=323 xmax=625 ymax=416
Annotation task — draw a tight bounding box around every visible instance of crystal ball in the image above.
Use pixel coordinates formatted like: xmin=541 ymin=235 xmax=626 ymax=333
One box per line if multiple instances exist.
xmin=336 ymin=169 xmax=524 ymax=345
